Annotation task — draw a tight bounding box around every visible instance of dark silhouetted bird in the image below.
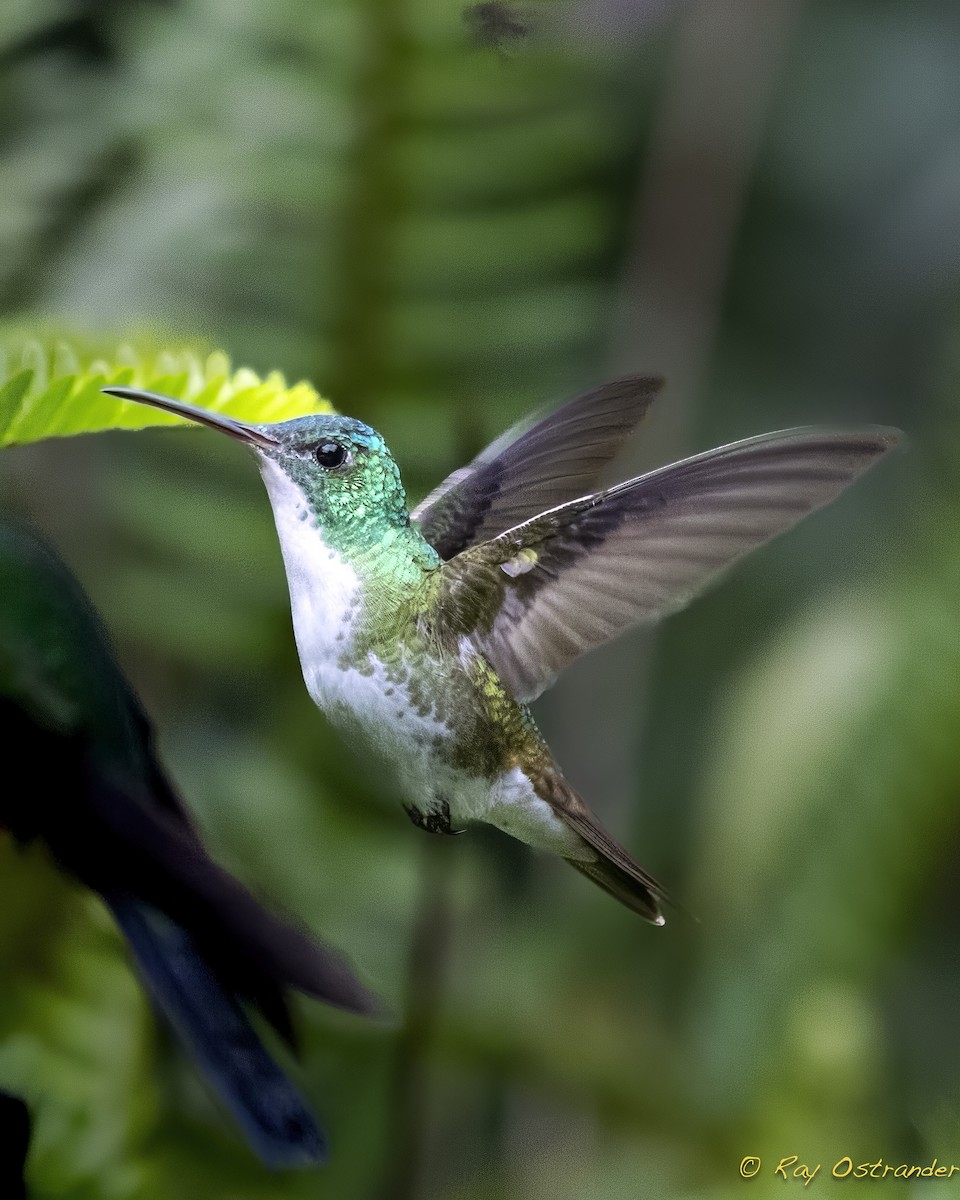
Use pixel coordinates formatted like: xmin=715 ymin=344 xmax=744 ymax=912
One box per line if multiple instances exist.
xmin=0 ymin=524 xmax=378 ymax=1167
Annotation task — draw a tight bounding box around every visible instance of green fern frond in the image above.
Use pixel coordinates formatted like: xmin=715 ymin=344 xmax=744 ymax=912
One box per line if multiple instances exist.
xmin=0 ymin=333 xmax=332 ymax=448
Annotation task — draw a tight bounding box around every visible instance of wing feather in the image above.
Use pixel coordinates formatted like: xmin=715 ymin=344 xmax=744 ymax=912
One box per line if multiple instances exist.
xmin=438 ymin=426 xmax=900 ymax=701
xmin=412 ymin=376 xmax=662 ymax=558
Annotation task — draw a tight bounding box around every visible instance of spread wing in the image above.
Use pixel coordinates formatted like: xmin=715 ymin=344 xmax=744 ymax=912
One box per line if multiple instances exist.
xmin=437 ymin=426 xmax=900 ymax=702
xmin=411 ymin=375 xmax=663 ymax=559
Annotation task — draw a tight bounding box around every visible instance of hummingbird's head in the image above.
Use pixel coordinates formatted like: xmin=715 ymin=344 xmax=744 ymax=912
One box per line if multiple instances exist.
xmin=253 ymin=412 xmax=412 ymax=548
xmin=103 ymin=389 xmax=412 ymax=553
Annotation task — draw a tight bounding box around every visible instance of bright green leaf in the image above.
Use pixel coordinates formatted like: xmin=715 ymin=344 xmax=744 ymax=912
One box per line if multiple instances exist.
xmin=0 ymin=332 xmax=333 ymax=448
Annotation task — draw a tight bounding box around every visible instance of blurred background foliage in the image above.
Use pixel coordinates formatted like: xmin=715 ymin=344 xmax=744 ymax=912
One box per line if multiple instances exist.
xmin=1 ymin=0 xmax=959 ymax=1196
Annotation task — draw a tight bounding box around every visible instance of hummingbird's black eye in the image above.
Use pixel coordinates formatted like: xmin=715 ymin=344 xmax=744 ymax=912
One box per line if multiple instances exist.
xmin=314 ymin=441 xmax=349 ymax=469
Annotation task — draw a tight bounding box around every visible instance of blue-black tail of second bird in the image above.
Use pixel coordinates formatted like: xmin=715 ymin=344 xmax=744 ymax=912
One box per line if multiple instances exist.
xmin=108 ymin=898 xmax=325 ymax=1167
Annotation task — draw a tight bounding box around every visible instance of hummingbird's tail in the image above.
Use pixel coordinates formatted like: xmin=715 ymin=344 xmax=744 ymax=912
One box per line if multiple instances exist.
xmin=564 ymin=855 xmax=668 ymax=924
xmin=543 ymin=774 xmax=671 ymax=924
xmin=106 ymin=895 xmax=326 ymax=1168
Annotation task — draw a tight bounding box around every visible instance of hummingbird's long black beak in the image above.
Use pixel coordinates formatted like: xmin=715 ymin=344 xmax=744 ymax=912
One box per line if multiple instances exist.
xmin=102 ymin=387 xmax=280 ymax=450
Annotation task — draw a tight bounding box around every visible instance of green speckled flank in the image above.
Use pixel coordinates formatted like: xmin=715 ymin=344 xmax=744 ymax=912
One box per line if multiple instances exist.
xmin=357 ymin=588 xmax=550 ymax=780
xmin=449 ymin=650 xmax=546 ymax=777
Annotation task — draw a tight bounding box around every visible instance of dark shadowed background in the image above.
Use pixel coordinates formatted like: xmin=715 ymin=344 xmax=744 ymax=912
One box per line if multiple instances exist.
xmin=1 ymin=0 xmax=959 ymax=1196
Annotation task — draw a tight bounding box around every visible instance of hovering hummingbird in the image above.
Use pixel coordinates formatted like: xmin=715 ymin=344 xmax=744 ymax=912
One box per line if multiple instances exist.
xmin=105 ymin=379 xmax=900 ymax=924
xmin=0 ymin=523 xmax=377 ymax=1167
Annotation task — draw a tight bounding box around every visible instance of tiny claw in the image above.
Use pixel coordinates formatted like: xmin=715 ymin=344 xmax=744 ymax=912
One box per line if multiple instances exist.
xmin=404 ymin=798 xmax=464 ymax=835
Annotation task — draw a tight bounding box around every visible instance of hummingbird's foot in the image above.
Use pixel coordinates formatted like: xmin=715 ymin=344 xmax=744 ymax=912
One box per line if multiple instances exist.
xmin=404 ymin=798 xmax=466 ymax=836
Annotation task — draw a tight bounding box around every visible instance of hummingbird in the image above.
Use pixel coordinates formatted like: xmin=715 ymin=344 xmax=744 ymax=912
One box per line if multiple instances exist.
xmin=105 ymin=379 xmax=900 ymax=924
xmin=0 ymin=523 xmax=378 ymax=1167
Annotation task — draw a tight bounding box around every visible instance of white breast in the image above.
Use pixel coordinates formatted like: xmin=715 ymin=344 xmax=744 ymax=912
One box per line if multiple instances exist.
xmin=260 ymin=459 xmax=448 ymax=778
xmin=259 ymin=458 xmax=363 ymax=670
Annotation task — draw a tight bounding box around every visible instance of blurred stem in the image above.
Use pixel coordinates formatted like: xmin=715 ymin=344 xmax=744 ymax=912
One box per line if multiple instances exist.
xmin=379 ymin=836 xmax=453 ymax=1200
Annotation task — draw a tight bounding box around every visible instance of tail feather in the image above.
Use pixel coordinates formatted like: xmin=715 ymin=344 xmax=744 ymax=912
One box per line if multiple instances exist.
xmin=564 ymin=855 xmax=666 ymax=924
xmin=107 ymin=895 xmax=325 ymax=1168
xmin=542 ymin=773 xmax=671 ymax=924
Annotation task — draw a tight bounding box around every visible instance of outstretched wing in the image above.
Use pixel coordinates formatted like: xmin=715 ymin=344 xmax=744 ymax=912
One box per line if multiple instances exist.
xmin=411 ymin=376 xmax=663 ymax=559
xmin=437 ymin=426 xmax=900 ymax=702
